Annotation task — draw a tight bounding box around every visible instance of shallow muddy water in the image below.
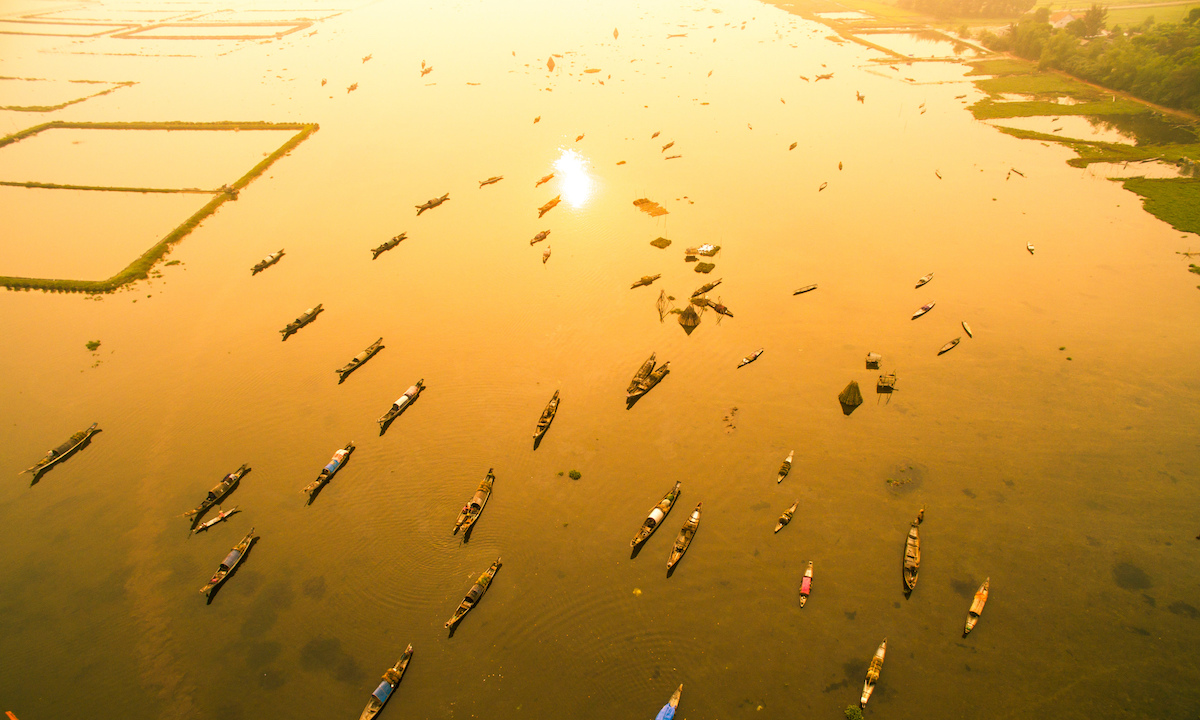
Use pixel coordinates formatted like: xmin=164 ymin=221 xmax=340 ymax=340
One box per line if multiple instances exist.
xmin=1 ymin=1 xmax=1199 ymax=719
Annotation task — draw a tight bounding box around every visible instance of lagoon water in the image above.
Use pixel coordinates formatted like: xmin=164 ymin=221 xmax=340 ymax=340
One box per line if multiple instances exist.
xmin=1 ymin=0 xmax=1199 ymax=719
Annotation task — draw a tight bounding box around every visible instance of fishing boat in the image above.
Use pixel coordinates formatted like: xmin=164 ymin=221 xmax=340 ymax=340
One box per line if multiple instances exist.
xmin=877 ymin=373 xmax=898 ymax=393
xmin=860 ymin=639 xmax=887 ymax=708
xmin=704 ymin=298 xmax=733 ymax=317
xmin=627 ymin=353 xmax=657 ymax=395
xmin=964 ymin=578 xmax=990 ymax=636
xmin=691 ymin=278 xmax=722 ymax=297
xmin=336 ymin=338 xmax=384 ymax=382
xmin=535 ymin=173 xmax=554 ymax=187
xmin=799 ymin=561 xmax=813 ymax=607
xmin=903 ymin=516 xmax=921 ymax=592
xmin=632 ymin=362 xmax=670 ymax=398
xmin=962 ymin=321 xmax=973 ymax=338
xmin=191 ymin=506 xmax=240 ymax=534
xmin=530 ymin=230 xmax=550 ymax=245
xmin=631 ymin=482 xmax=682 ymax=547
xmin=21 ymin=422 xmax=99 ymax=477
xmin=911 ymin=301 xmax=935 ymax=320
xmin=631 ymin=274 xmax=661 ymax=289
xmin=938 ymin=337 xmax=961 ymax=355
xmin=415 ymin=193 xmax=449 ymax=215
xmin=200 ymin=528 xmax=257 ymax=597
xmin=1027 ymin=242 xmax=1035 ymax=254
xmin=251 ymin=249 xmax=284 ymax=275
xmin=865 ymin=352 xmax=882 ymax=369
xmin=445 ymin=557 xmax=502 ymax=628
xmin=533 ymin=391 xmax=559 ymax=442
xmin=777 ymin=451 xmax=793 ymax=483
xmin=684 ymin=244 xmax=720 ymax=257
xmin=542 ymin=246 xmax=551 ymax=264
xmin=371 ymin=234 xmax=405 ymax=259
xmin=479 ymin=175 xmax=503 ymax=187
xmin=792 ymin=284 xmax=817 ymax=295
xmin=738 ymin=348 xmax=763 ymax=368
xmin=280 ymin=304 xmax=323 ymax=340
xmin=655 ymin=684 xmax=683 ymax=720
xmin=667 ymin=502 xmax=702 ymax=569
xmin=184 ymin=464 xmax=250 ymax=523
xmin=302 ymin=443 xmax=354 ymax=500
xmin=453 ymin=468 xmax=494 ymax=535
xmin=360 ymin=645 xmax=413 ymax=720
xmin=915 ymin=272 xmax=934 ymax=288
xmin=774 ymin=500 xmax=798 ymax=533
xmin=378 ymin=380 xmax=425 ymax=427
xmin=538 ymin=195 xmax=561 ymax=218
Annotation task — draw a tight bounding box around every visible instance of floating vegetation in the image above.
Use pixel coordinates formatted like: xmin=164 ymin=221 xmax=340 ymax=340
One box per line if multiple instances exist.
xmin=568 ymin=470 xmax=581 ymax=480
xmin=633 ymin=198 xmax=668 ymax=216
xmin=650 ymin=237 xmax=672 ymax=249
xmin=85 ymin=340 xmax=101 ymax=351
xmin=694 ymin=262 xmax=715 ymax=274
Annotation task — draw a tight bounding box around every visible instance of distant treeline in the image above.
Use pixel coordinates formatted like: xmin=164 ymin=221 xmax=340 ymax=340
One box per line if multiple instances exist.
xmin=897 ymin=0 xmax=1034 ymax=18
xmin=980 ymin=10 xmax=1200 ymax=114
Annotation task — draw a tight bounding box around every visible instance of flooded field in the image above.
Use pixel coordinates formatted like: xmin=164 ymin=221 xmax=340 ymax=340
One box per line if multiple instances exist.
xmin=1 ymin=0 xmax=1199 ymax=719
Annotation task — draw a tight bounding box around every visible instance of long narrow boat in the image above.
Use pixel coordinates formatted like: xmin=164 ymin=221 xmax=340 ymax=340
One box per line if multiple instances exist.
xmin=302 ymin=443 xmax=355 ymax=500
xmin=251 ymin=248 xmax=284 ymax=274
xmin=454 ymin=468 xmax=494 ymax=535
xmin=280 ymin=304 xmax=323 ymax=340
xmin=632 ymin=362 xmax=670 ymax=399
xmin=378 ymin=380 xmax=425 ymax=427
xmin=799 ymin=561 xmax=814 ymax=607
xmin=371 ymin=233 xmax=406 ymax=259
xmin=534 ymin=391 xmax=560 ymax=443
xmin=631 ymin=274 xmax=661 ymax=289
xmin=792 ymin=283 xmax=817 ymax=295
xmin=655 ymin=684 xmax=683 ymax=720
xmin=691 ymin=278 xmax=722 ymax=297
xmin=21 ymin=423 xmax=99 ymax=477
xmin=903 ymin=516 xmax=921 ymax=592
xmin=631 ymin=481 xmax=682 ymax=547
xmin=359 ymin=644 xmax=413 ymax=720
xmin=667 ymin=502 xmax=702 ymax=569
xmin=530 ymin=230 xmax=550 ymax=245
xmin=860 ymin=639 xmax=887 ymax=708
xmin=627 ymin=353 xmax=656 ymax=395
xmin=416 ymin=193 xmax=449 ymax=215
xmin=337 ymin=338 xmax=384 ymax=382
xmin=445 ymin=557 xmax=502 ymax=628
xmin=915 ymin=272 xmax=934 ymax=288
xmin=184 ymin=464 xmax=250 ymax=523
xmin=911 ymin=301 xmax=935 ymax=320
xmin=962 ymin=321 xmax=974 ymax=338
xmin=964 ymin=578 xmax=990 ymax=636
xmin=777 ymin=450 xmax=793 ymax=484
xmin=774 ymin=500 xmax=798 ymax=533
xmin=938 ymin=337 xmax=961 ymax=355
xmin=200 ymin=528 xmax=257 ymax=597
xmin=738 ymin=348 xmax=764 ymax=368
xmin=191 ymin=506 xmax=240 ymax=534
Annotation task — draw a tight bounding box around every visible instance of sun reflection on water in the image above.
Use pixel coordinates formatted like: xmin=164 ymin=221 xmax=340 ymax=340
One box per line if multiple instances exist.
xmin=553 ymin=148 xmax=593 ymax=209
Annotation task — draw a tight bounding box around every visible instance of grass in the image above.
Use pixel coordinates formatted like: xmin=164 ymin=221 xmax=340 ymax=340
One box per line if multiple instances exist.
xmin=0 ymin=121 xmax=318 ymax=294
xmin=1120 ymin=178 xmax=1200 ymax=234
xmin=972 ymin=97 xmax=1145 ymax=118
xmin=966 ymin=58 xmax=1037 ymax=76
xmin=0 ymin=80 xmax=135 ymax=113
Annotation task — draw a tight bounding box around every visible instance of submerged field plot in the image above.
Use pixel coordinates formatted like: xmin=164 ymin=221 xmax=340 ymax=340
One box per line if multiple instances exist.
xmin=0 ymin=121 xmax=318 ymax=293
xmin=0 ymin=76 xmax=135 ymax=112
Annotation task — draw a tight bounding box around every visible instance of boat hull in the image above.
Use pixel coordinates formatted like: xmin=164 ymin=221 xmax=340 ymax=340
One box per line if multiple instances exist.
xmin=631 ymin=482 xmax=681 ymax=547
xmin=667 ymin=504 xmax=702 ymax=569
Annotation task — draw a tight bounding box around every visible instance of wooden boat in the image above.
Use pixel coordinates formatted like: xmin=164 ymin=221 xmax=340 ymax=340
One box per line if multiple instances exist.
xmin=627 ymin=353 xmax=656 ymax=395
xmin=371 ymin=233 xmax=405 ymax=259
xmin=964 ymin=577 xmax=990 ymax=636
xmin=538 ymin=195 xmax=561 ymax=218
xmin=631 ymin=481 xmax=681 ymax=548
xmin=915 ymin=272 xmax=934 ymax=288
xmin=704 ymin=298 xmax=733 ymax=317
xmin=631 ymin=274 xmax=661 ymax=289
xmin=251 ymin=249 xmax=284 ymax=275
xmin=280 ymin=304 xmax=323 ymax=340
xmin=415 ymin=193 xmax=449 ymax=215
xmin=777 ymin=450 xmax=793 ymax=484
xmin=903 ymin=516 xmax=921 ymax=592
xmin=542 ymin=246 xmax=551 ymax=264
xmin=799 ymin=561 xmax=813 ymax=607
xmin=774 ymin=500 xmax=798 ymax=533
xmin=359 ymin=644 xmax=413 ymax=720
xmin=667 ymin=502 xmax=701 ymax=569
xmin=661 ymin=141 xmax=675 ymax=152
xmin=21 ymin=422 xmax=99 ymax=477
xmin=302 ymin=443 xmax=354 ymax=499
xmin=535 ymin=173 xmax=554 ymax=187
xmin=865 ymin=352 xmax=882 ymax=369
xmin=632 ymin=361 xmax=670 ymax=398
xmin=962 ymin=321 xmax=973 ymax=338
xmin=684 ymin=243 xmax=720 ymax=257
xmin=378 ymin=380 xmax=425 ymax=427
xmin=792 ymin=284 xmax=817 ymax=295
xmin=691 ymin=278 xmax=722 ymax=297
xmin=911 ymin=301 xmax=935 ymax=320
xmin=860 ymin=639 xmax=887 ymax=708
xmin=445 ymin=557 xmax=502 ymax=628
xmin=337 ymin=338 xmax=384 ymax=382
xmin=530 ymin=230 xmax=550 ymax=245
xmin=877 ymin=373 xmax=898 ymax=393
xmin=1027 ymin=242 xmax=1035 ymax=254
xmin=533 ymin=391 xmax=560 ymax=442
xmin=191 ymin=506 xmax=240 ymax=534
xmin=655 ymin=684 xmax=683 ymax=720
xmin=478 ymin=175 xmax=503 ymax=187
xmin=453 ymin=468 xmax=494 ymax=535
xmin=938 ymin=337 xmax=961 ymax=355
xmin=738 ymin=348 xmax=763 ymax=368
xmin=184 ymin=464 xmax=250 ymax=522
xmin=200 ymin=528 xmax=257 ymax=597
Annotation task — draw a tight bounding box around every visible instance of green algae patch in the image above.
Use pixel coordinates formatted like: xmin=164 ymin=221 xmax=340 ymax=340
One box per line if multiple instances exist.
xmin=972 ymin=97 xmax=1146 ymax=120
xmin=650 ymin=237 xmax=672 ymax=249
xmin=1120 ymin=178 xmax=1200 ymax=235
xmin=85 ymin=340 xmax=100 ymax=351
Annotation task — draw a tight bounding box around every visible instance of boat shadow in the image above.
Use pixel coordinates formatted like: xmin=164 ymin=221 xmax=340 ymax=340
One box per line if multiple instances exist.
xmin=533 ymin=432 xmax=547 ymax=451
xmin=378 ymin=395 xmax=421 ymax=437
xmin=625 ymin=394 xmax=645 ymax=411
xmin=29 ymin=430 xmax=102 ymax=487
xmin=666 ymin=561 xmax=681 ymax=578
xmin=461 ymin=522 xmax=478 ymax=545
xmin=205 ymin=536 xmax=259 ymax=606
xmin=630 ymin=541 xmax=646 ymax=560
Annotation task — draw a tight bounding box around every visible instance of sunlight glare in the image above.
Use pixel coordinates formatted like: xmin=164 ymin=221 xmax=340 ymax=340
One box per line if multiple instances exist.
xmin=553 ymin=148 xmax=593 ymax=209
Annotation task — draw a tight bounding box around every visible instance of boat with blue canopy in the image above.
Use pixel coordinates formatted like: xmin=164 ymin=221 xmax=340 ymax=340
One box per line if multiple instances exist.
xmin=359 ymin=644 xmax=413 ymax=720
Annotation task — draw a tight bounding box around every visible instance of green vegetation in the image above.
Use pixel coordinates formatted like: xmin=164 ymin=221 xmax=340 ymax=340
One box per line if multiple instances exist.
xmin=898 ymin=0 xmax=1034 ymax=18
xmin=85 ymin=340 xmax=100 ymax=351
xmin=845 ymin=706 xmax=865 ymax=720
xmin=568 ymin=470 xmax=582 ymax=480
xmin=1120 ymin=178 xmax=1200 ymax=233
xmin=650 ymin=237 xmax=672 ymax=249
xmin=0 ymin=80 xmax=135 ymax=113
xmin=0 ymin=121 xmax=319 ymax=294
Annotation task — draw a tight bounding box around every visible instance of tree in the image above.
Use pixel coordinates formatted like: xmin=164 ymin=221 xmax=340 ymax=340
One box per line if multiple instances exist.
xmin=1083 ymin=4 xmax=1108 ymax=35
xmin=1066 ymin=18 xmax=1088 ymax=37
xmin=1186 ymin=7 xmax=1200 ymax=24
xmin=1034 ymin=6 xmax=1051 ymax=23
